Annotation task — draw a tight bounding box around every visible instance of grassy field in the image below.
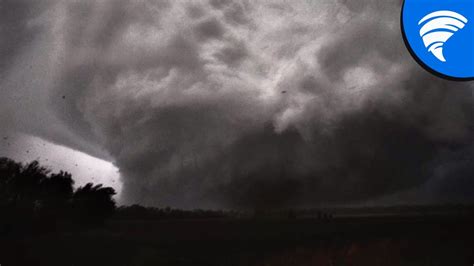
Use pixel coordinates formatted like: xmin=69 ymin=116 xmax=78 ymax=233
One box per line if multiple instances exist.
xmin=1 ymin=214 xmax=473 ymax=266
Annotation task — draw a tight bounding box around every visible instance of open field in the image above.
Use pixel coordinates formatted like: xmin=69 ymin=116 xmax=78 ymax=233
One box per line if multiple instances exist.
xmin=1 ymin=214 xmax=473 ymax=266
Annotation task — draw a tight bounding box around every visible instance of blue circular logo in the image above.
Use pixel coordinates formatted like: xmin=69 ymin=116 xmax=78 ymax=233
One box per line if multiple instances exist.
xmin=402 ymin=0 xmax=474 ymax=80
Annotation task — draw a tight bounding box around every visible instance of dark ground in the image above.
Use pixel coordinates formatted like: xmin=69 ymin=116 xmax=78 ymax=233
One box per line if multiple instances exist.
xmin=1 ymin=214 xmax=473 ymax=266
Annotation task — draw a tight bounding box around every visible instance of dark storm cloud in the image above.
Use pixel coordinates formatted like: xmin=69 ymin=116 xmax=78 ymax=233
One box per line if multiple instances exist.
xmin=3 ymin=0 xmax=474 ymax=208
xmin=214 ymin=41 xmax=248 ymax=67
xmin=194 ymin=17 xmax=226 ymax=40
xmin=0 ymin=0 xmax=112 ymax=161
xmin=0 ymin=0 xmax=43 ymax=74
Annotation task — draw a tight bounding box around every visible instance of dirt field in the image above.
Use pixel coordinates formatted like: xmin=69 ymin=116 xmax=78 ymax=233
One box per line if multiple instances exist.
xmin=1 ymin=215 xmax=473 ymax=266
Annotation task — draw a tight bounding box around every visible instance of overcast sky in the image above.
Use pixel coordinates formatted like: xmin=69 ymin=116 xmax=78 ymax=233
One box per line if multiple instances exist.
xmin=1 ymin=0 xmax=474 ymax=209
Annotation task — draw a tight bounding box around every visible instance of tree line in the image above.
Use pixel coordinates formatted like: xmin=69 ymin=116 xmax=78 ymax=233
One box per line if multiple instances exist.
xmin=1 ymin=157 xmax=339 ymax=236
xmin=0 ymin=157 xmax=116 ymax=234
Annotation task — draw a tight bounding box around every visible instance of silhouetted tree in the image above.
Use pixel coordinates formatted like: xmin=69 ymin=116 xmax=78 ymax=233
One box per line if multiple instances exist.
xmin=39 ymin=171 xmax=75 ymax=228
xmin=72 ymin=183 xmax=116 ymax=225
xmin=0 ymin=159 xmax=51 ymax=232
xmin=0 ymin=157 xmax=117 ymax=233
